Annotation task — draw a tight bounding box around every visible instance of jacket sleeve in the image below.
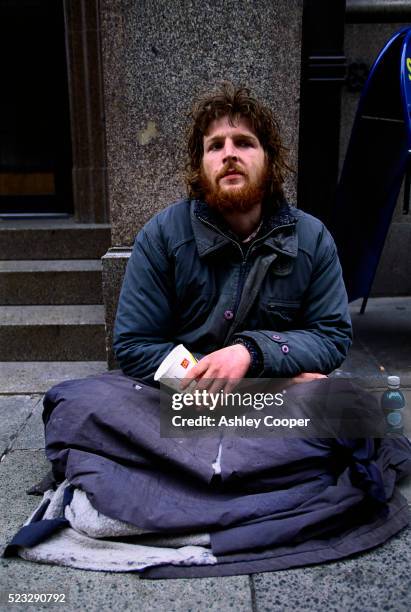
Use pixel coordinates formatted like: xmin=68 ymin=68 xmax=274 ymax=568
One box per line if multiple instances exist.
xmin=113 ymin=218 xmax=176 ymax=381
xmin=233 ymin=227 xmax=352 ymax=377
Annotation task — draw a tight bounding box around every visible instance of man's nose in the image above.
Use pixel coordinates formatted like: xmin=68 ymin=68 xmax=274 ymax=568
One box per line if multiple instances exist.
xmin=222 ymin=140 xmax=238 ymax=162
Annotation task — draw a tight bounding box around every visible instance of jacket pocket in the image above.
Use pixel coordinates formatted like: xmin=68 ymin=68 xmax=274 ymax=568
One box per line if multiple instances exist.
xmin=262 ymin=300 xmax=300 ymax=327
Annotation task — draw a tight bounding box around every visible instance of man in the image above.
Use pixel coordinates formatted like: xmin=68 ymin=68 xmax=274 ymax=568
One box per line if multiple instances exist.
xmin=8 ymin=84 xmax=411 ymax=577
xmin=113 ymin=82 xmax=352 ymax=389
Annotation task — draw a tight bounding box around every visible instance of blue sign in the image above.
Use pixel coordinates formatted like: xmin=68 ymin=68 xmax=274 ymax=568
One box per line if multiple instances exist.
xmin=330 ymin=27 xmax=411 ymax=304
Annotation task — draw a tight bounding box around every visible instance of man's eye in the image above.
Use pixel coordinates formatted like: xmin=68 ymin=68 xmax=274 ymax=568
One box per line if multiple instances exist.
xmin=237 ymin=140 xmax=253 ymax=147
xmin=208 ymin=142 xmax=222 ymax=151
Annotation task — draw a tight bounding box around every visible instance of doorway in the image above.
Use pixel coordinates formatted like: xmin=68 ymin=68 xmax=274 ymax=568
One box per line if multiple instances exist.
xmin=0 ymin=0 xmax=72 ymax=217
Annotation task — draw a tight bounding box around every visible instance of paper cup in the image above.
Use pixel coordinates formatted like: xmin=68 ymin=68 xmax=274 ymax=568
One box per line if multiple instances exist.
xmin=154 ymin=344 xmax=197 ymax=391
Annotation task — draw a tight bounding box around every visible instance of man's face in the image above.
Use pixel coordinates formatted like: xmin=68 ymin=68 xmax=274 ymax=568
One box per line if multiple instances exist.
xmin=200 ymin=115 xmax=268 ymax=213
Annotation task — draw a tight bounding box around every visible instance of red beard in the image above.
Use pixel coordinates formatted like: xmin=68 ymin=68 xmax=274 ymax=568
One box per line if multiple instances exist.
xmin=200 ymin=162 xmax=270 ymax=214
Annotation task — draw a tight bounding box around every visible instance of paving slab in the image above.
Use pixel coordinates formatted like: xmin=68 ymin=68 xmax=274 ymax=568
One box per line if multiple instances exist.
xmin=0 ymin=396 xmax=42 ymax=457
xmin=0 ymin=562 xmax=252 ymax=612
xmin=0 ymin=450 xmax=253 ymax=612
xmin=0 ymin=451 xmax=50 ymax=547
xmin=0 ymin=362 xmax=107 ymax=394
xmin=251 ymin=525 xmax=411 ymax=612
xmin=13 ymin=400 xmax=45 ymax=451
xmin=335 ymin=340 xmax=387 ymax=388
xmin=329 ymin=298 xmax=411 ymax=388
xmin=349 ymin=298 xmax=411 ymax=386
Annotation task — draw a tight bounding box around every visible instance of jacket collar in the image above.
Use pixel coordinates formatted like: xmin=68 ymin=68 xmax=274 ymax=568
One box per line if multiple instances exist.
xmin=190 ymin=199 xmax=298 ymax=258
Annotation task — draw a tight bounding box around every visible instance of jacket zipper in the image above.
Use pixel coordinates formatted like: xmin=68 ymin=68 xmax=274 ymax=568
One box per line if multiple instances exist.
xmin=197 ymin=216 xmax=295 ymax=317
xmin=233 ymin=260 xmax=248 ymax=315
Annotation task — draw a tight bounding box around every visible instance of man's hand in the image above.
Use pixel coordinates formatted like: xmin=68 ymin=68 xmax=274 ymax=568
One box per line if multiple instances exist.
xmin=261 ymin=372 xmax=327 ymax=396
xmin=291 ymin=372 xmax=327 ymax=383
xmin=180 ymin=345 xmax=251 ymax=394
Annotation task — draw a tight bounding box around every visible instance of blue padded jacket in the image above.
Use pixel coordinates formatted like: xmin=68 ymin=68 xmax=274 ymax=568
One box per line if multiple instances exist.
xmin=113 ymin=199 xmax=352 ymax=383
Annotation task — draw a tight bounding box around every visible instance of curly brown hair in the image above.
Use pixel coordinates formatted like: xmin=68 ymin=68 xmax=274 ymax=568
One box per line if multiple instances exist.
xmin=185 ymin=82 xmax=290 ymax=203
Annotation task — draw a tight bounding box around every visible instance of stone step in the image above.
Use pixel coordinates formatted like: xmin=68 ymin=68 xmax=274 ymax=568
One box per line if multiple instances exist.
xmin=0 ymin=361 xmax=108 ymax=394
xmin=0 ymin=218 xmax=111 ymax=260
xmin=0 ymin=260 xmax=103 ymax=305
xmin=0 ymin=305 xmax=106 ymax=361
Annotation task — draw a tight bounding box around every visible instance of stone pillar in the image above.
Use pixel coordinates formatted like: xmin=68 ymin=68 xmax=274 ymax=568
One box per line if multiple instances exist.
xmin=64 ymin=0 xmax=109 ymax=223
xmin=100 ymin=0 xmax=304 ymax=366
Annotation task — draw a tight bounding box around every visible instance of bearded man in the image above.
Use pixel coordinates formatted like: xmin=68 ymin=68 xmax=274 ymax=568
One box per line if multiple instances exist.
xmin=113 ymin=83 xmax=352 ymax=387
xmin=9 ymin=84 xmax=411 ymax=579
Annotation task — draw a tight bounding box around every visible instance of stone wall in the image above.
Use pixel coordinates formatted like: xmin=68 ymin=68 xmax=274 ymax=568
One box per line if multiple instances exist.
xmin=100 ymin=0 xmax=303 ymax=246
xmin=99 ymin=0 xmax=304 ymax=366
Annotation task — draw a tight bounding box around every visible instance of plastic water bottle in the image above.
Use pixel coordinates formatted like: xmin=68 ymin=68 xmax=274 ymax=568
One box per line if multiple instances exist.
xmin=381 ymin=376 xmax=405 ymax=435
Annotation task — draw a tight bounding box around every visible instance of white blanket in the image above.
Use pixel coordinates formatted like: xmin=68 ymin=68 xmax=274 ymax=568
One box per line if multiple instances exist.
xmin=17 ymin=481 xmax=216 ymax=573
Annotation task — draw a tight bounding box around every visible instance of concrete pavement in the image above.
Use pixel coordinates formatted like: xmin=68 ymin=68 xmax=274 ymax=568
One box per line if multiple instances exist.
xmin=0 ymin=297 xmax=410 ymax=612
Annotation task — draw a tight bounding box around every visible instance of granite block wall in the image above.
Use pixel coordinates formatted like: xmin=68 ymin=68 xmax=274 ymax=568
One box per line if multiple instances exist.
xmin=99 ymin=0 xmax=304 ymax=365
xmin=99 ymin=0 xmax=303 ymax=246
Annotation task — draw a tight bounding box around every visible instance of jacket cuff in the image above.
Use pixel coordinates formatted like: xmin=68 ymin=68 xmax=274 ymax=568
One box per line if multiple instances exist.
xmin=231 ymin=337 xmax=263 ymax=376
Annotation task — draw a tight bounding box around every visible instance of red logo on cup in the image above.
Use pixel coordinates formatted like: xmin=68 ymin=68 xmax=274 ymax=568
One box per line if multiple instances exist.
xmin=181 ymin=358 xmax=190 ymax=369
